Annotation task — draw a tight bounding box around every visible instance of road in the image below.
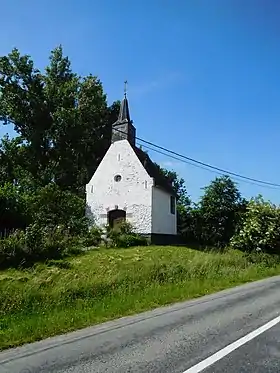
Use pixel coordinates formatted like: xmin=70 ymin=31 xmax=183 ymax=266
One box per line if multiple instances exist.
xmin=1 ymin=275 xmax=280 ymax=373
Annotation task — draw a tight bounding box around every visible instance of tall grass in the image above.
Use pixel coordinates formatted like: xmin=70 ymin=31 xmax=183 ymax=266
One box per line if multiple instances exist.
xmin=1 ymin=246 xmax=280 ymax=350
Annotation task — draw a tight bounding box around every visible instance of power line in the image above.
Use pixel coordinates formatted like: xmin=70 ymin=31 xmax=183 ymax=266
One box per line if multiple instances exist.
xmin=113 ymin=126 xmax=280 ymax=188
xmin=139 ymin=143 xmax=280 ymax=190
xmin=136 ymin=136 xmax=280 ymax=188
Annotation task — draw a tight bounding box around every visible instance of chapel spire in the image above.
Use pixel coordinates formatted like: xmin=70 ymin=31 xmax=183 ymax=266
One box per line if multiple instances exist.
xmin=117 ymin=82 xmax=131 ymax=123
xmin=112 ymin=81 xmax=136 ymax=146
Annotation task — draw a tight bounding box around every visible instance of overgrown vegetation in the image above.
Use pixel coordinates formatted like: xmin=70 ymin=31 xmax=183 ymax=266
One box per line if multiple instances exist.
xmin=230 ymin=196 xmax=280 ymax=254
xmin=0 ymin=224 xmax=79 ymax=269
xmin=0 ymin=222 xmax=147 ymax=269
xmin=1 ymin=246 xmax=280 ymax=350
xmin=106 ymin=222 xmax=148 ymax=248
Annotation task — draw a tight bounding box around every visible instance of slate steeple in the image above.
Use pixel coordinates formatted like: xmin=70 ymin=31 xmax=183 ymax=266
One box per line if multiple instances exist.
xmin=117 ymin=93 xmax=131 ymax=123
xmin=112 ymin=81 xmax=136 ymax=146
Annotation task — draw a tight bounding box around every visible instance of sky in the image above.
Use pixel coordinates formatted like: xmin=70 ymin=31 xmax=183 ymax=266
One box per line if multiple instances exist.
xmin=1 ymin=0 xmax=280 ymax=203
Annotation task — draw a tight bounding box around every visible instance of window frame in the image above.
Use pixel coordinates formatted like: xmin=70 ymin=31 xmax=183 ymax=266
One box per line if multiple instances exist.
xmin=170 ymin=195 xmax=176 ymax=215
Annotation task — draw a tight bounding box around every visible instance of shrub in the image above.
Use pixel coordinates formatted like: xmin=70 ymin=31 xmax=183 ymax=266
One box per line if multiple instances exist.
xmin=24 ymin=223 xmax=46 ymax=257
xmin=28 ymin=184 xmax=89 ymax=236
xmin=43 ymin=225 xmax=72 ymax=258
xmin=0 ymin=224 xmax=77 ymax=268
xmin=230 ymin=196 xmax=280 ymax=254
xmin=82 ymin=226 xmax=103 ymax=247
xmin=118 ymin=221 xmax=135 ymax=235
xmin=0 ymin=230 xmax=25 ymax=267
xmin=23 ymin=224 xmax=69 ymax=261
xmin=112 ymin=233 xmax=148 ymax=248
xmin=106 ymin=222 xmax=148 ymax=248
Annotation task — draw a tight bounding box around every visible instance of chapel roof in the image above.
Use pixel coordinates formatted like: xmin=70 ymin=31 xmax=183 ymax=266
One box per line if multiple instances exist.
xmin=132 ymin=146 xmax=176 ymax=196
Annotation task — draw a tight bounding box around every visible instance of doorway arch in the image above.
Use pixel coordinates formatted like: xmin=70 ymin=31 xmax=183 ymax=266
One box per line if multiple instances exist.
xmin=107 ymin=209 xmax=126 ymax=229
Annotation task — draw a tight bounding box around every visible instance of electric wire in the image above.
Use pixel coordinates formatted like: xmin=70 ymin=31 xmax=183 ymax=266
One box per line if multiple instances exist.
xmin=112 ymin=126 xmax=280 ymax=188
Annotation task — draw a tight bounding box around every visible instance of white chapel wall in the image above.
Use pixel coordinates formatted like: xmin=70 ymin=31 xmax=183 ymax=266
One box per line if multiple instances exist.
xmin=151 ymin=187 xmax=177 ymax=235
xmin=86 ymin=140 xmax=154 ymax=234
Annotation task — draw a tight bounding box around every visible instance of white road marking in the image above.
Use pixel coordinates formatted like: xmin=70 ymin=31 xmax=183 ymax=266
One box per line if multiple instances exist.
xmin=182 ymin=314 xmax=280 ymax=373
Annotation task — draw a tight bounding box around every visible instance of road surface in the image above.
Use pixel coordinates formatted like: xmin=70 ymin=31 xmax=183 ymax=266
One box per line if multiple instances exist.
xmin=1 ymin=275 xmax=280 ymax=373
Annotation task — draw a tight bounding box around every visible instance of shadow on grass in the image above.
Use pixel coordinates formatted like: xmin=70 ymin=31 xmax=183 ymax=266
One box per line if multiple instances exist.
xmin=0 ymin=246 xmax=86 ymax=271
xmin=45 ymin=259 xmax=72 ymax=270
xmin=169 ymin=237 xmax=215 ymax=252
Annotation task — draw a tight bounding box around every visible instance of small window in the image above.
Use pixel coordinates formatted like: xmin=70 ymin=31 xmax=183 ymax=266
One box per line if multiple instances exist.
xmin=144 ymin=180 xmax=148 ymax=189
xmin=114 ymin=174 xmax=122 ymax=182
xmin=91 ymin=185 xmax=94 ymax=193
xmin=170 ymin=196 xmax=175 ymax=215
xmin=118 ymin=154 xmax=121 ymax=161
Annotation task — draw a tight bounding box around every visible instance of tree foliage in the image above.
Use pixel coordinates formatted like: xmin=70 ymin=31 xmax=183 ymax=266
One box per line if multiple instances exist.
xmin=0 ymin=45 xmax=120 ymax=243
xmin=194 ymin=175 xmax=245 ymax=247
xmin=231 ymin=196 xmax=280 ymax=254
xmin=0 ymin=46 xmax=119 ymax=195
xmin=28 ymin=183 xmax=88 ymax=235
xmin=0 ymin=183 xmax=30 ymax=233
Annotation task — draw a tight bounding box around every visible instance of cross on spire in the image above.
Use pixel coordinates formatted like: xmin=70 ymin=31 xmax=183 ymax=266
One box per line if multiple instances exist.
xmin=124 ymin=80 xmax=128 ymax=97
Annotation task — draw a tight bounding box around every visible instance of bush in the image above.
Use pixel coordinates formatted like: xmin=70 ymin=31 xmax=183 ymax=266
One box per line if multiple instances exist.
xmin=24 ymin=223 xmax=46 ymax=256
xmin=0 ymin=230 xmax=25 ymax=267
xmin=28 ymin=184 xmax=89 ymax=236
xmin=0 ymin=183 xmax=88 ymax=242
xmin=82 ymin=226 xmax=103 ymax=247
xmin=230 ymin=196 xmax=280 ymax=254
xmin=43 ymin=225 xmax=73 ymax=257
xmin=0 ymin=224 xmax=76 ymax=268
xmin=112 ymin=233 xmax=148 ymax=248
xmin=106 ymin=222 xmax=148 ymax=248
xmin=23 ymin=224 xmax=71 ymax=260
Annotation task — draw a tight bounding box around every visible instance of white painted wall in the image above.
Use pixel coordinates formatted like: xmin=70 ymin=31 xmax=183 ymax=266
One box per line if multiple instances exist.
xmin=86 ymin=140 xmax=154 ymax=234
xmin=151 ymin=187 xmax=177 ymax=235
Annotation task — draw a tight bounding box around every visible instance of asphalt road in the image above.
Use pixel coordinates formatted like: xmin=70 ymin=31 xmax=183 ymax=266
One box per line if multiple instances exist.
xmin=2 ymin=275 xmax=280 ymax=373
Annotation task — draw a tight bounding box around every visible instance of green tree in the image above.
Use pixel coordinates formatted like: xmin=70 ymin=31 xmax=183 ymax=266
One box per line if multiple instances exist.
xmin=195 ymin=175 xmax=244 ymax=247
xmin=231 ymin=195 xmax=280 ymax=254
xmin=0 ymin=135 xmax=35 ymax=191
xmin=0 ymin=183 xmax=30 ymax=234
xmin=0 ymin=46 xmax=119 ymax=195
xmin=28 ymin=183 xmax=88 ymax=235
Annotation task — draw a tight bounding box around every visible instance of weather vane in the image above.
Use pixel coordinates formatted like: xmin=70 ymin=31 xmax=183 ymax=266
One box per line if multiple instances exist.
xmin=124 ymin=80 xmax=128 ymax=97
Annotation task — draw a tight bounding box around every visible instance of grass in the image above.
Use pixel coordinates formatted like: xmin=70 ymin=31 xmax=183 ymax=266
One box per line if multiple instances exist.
xmin=1 ymin=245 xmax=280 ymax=351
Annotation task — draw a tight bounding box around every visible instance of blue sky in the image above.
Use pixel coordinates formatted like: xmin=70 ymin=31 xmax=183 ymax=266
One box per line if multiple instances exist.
xmin=1 ymin=0 xmax=280 ymax=203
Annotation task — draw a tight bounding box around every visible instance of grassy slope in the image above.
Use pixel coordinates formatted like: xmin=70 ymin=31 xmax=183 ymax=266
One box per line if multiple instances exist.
xmin=1 ymin=246 xmax=280 ymax=350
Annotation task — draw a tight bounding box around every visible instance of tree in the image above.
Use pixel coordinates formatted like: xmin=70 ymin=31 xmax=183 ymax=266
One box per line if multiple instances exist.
xmin=0 ymin=135 xmax=36 ymax=191
xmin=0 ymin=45 xmax=121 ymax=237
xmin=28 ymin=183 xmax=88 ymax=235
xmin=0 ymin=46 xmax=119 ymax=195
xmin=0 ymin=183 xmax=30 ymax=234
xmin=231 ymin=195 xmax=280 ymax=254
xmin=195 ymin=175 xmax=244 ymax=247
